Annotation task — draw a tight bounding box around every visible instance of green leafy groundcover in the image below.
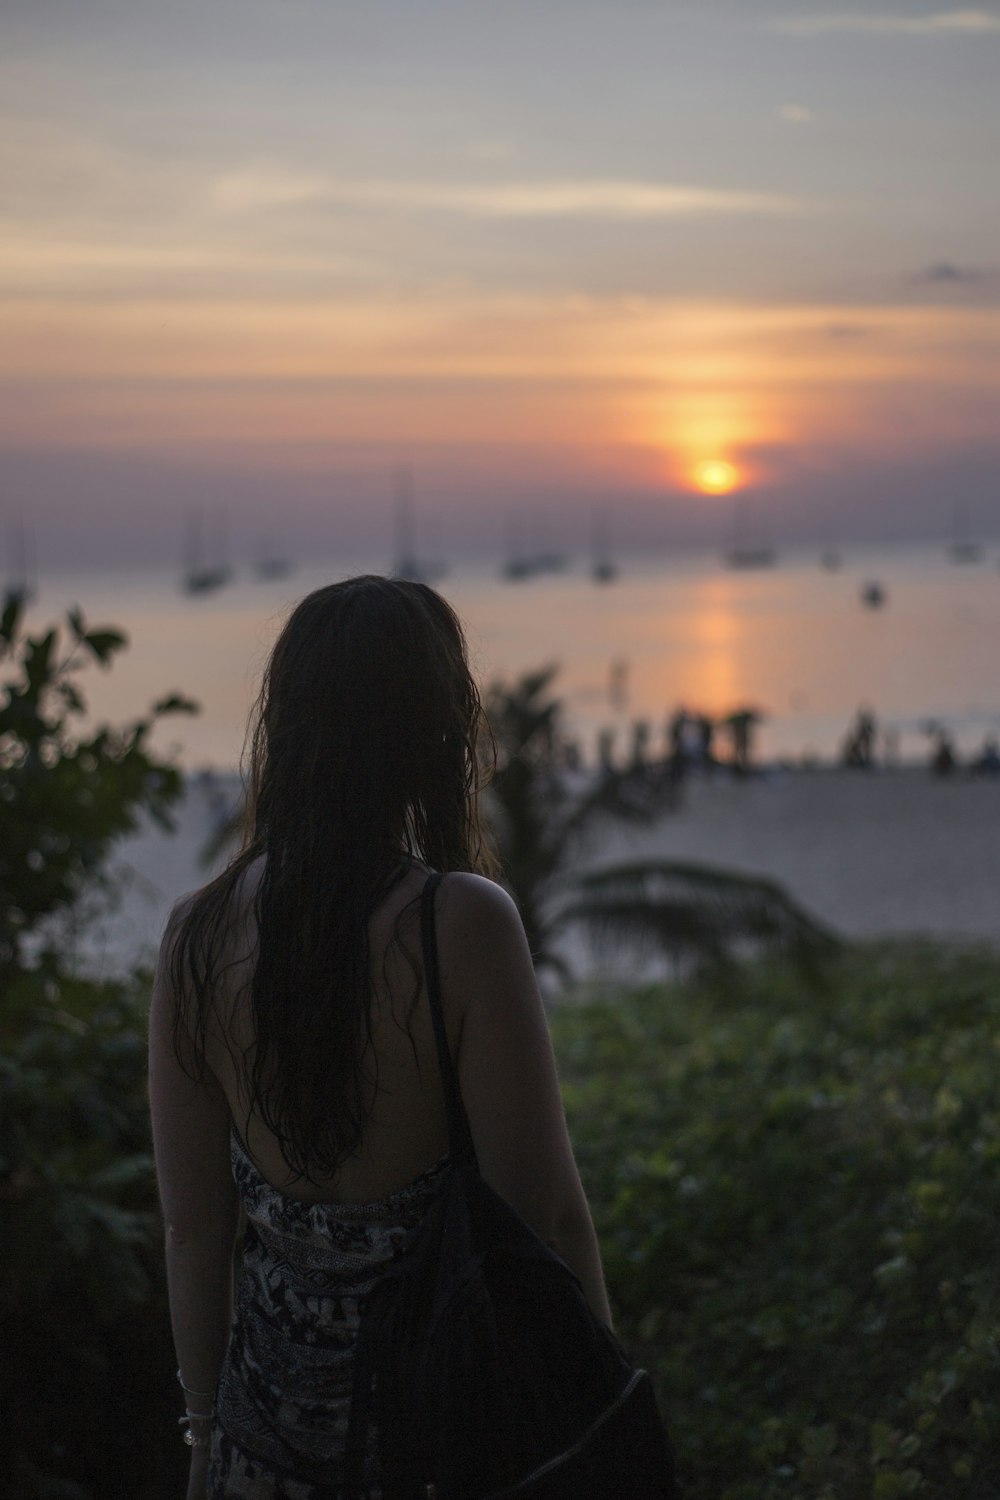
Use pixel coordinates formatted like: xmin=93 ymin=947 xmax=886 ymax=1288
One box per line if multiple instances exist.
xmin=0 ymin=965 xmax=186 ymax=1499
xmin=1 ymin=602 xmax=194 ymax=1497
xmin=4 ymin=928 xmax=997 ymax=1497
xmin=552 ymin=941 xmax=1000 ymax=1500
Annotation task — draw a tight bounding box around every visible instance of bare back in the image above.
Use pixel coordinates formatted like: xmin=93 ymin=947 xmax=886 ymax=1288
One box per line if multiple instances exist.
xmin=200 ymin=859 xmax=455 ymax=1205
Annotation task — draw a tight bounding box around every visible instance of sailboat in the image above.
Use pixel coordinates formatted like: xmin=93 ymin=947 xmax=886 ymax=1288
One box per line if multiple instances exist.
xmin=502 ymin=552 xmax=536 ymax=581
xmin=255 ymin=555 xmax=295 ymax=581
xmin=4 ymin=514 xmax=38 ymax=607
xmin=254 ymin=536 xmax=295 ymax=581
xmin=949 ymin=501 xmax=983 ymax=564
xmin=724 ymin=495 xmax=776 ymax=570
xmin=820 ymin=537 xmax=843 ymax=570
xmin=502 ymin=515 xmax=540 ymax=581
xmin=391 ymin=468 xmax=445 ymax=584
xmin=182 ymin=508 xmax=233 ymax=595
xmin=591 ymin=509 xmax=618 ymax=584
xmin=501 ymin=514 xmax=568 ymax=581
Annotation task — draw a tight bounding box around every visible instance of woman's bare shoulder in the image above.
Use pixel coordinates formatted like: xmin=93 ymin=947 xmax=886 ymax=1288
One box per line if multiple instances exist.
xmin=436 ymin=872 xmax=521 ymax=931
xmin=434 ymin=874 xmax=534 ymax=1009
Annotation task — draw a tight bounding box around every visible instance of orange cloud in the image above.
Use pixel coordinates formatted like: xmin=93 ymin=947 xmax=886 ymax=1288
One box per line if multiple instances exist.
xmin=2 ymin=293 xmax=998 ymax=473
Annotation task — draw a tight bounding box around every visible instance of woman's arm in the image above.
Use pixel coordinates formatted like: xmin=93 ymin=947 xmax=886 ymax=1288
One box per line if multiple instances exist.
xmin=434 ymin=875 xmax=613 ymax=1327
xmin=148 ymin=914 xmax=240 ymax=1495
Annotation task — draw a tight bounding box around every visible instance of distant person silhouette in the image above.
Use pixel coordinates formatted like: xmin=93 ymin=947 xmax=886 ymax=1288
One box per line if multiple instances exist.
xmin=725 ymin=708 xmax=760 ymax=776
xmin=630 ymin=720 xmax=651 ymax=769
xmin=694 ymin=713 xmax=715 ymax=770
xmin=931 ymin=730 xmax=957 ymax=776
xmin=667 ymin=707 xmax=689 ymax=782
xmin=841 ymin=706 xmax=877 ymax=769
xmin=973 ymin=735 xmax=1000 ymax=777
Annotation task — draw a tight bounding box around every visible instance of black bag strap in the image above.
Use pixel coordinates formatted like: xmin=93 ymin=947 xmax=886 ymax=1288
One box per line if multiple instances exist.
xmin=420 ymin=872 xmax=479 ymax=1169
xmin=344 ymin=874 xmax=476 ymax=1493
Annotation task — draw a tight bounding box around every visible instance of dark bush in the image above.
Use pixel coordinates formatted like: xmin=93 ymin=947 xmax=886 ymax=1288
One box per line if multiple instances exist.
xmin=1 ymin=600 xmax=195 ymax=1498
xmin=1 ymin=965 xmax=187 ymax=1499
xmin=553 ymin=940 xmax=1000 ymax=1499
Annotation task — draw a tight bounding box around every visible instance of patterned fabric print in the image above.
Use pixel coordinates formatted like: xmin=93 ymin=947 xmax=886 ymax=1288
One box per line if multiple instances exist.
xmin=208 ymin=1127 xmax=449 ymax=1499
xmin=209 ymin=1433 xmax=333 ymax=1500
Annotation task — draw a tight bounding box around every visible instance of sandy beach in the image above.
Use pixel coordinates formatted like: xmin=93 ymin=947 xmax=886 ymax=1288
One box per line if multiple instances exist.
xmin=83 ymin=764 xmax=1000 ymax=980
xmin=587 ymin=765 xmax=1000 ymax=950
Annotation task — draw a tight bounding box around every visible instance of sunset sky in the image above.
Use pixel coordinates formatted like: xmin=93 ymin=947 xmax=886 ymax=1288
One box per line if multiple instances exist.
xmin=2 ymin=0 xmax=998 ymax=568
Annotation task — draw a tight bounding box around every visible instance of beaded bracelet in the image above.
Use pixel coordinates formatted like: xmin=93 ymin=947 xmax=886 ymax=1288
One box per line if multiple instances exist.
xmin=179 ymin=1411 xmax=212 ymax=1450
xmin=176 ymin=1371 xmax=215 ymax=1449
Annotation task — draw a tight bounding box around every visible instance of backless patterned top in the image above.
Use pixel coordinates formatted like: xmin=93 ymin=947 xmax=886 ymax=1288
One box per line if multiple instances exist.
xmin=208 ymin=1125 xmax=449 ymax=1500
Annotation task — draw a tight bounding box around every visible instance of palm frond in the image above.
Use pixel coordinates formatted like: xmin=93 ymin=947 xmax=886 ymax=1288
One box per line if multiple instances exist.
xmin=485 ymin=664 xmax=562 ymax=770
xmin=558 ymin=763 xmax=680 ymax=845
xmin=557 ymin=860 xmax=842 ymax=978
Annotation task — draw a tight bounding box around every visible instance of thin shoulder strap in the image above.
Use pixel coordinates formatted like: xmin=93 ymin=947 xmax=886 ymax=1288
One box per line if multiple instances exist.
xmin=420 ymin=873 xmax=479 ymax=1169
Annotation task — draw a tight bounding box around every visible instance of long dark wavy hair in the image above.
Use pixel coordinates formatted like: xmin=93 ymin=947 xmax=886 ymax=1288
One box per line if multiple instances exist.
xmin=171 ymin=575 xmax=495 ymax=1179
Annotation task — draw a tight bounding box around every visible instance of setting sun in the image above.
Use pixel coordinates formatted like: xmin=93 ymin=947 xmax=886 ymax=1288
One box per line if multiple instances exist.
xmin=693 ymin=459 xmax=740 ymax=495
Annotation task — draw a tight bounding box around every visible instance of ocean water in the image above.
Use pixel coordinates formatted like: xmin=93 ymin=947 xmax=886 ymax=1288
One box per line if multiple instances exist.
xmin=21 ymin=538 xmax=1000 ymax=772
